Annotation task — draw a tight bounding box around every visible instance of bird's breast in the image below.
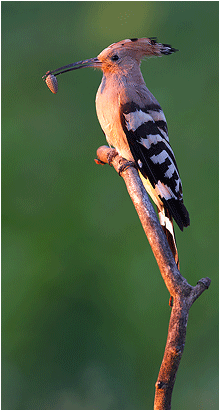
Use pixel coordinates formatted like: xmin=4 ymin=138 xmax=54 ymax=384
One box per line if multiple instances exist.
xmin=95 ymin=80 xmax=133 ymax=161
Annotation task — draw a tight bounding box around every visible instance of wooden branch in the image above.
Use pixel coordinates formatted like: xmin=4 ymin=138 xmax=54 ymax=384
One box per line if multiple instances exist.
xmin=96 ymin=145 xmax=211 ymax=410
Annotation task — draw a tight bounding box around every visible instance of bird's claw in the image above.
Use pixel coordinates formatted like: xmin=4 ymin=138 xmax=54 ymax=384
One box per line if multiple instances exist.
xmin=118 ymin=160 xmax=136 ymax=176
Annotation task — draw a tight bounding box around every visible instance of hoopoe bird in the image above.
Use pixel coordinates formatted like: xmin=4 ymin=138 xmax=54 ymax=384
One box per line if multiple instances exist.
xmin=43 ymin=37 xmax=190 ymax=268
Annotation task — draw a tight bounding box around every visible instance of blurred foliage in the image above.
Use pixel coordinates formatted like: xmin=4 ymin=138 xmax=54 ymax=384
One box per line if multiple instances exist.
xmin=2 ymin=2 xmax=218 ymax=409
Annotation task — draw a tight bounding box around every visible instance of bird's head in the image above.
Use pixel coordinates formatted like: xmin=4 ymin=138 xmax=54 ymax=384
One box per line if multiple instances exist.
xmin=43 ymin=38 xmax=177 ymax=93
xmin=96 ymin=38 xmax=177 ymax=74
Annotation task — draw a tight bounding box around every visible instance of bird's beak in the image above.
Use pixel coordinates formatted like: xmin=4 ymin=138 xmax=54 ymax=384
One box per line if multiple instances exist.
xmin=42 ymin=57 xmax=101 ymax=93
xmin=43 ymin=57 xmax=101 ymax=77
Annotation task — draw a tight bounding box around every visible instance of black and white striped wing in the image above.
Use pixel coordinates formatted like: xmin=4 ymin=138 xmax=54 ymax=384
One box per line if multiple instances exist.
xmin=120 ymin=102 xmax=190 ymax=231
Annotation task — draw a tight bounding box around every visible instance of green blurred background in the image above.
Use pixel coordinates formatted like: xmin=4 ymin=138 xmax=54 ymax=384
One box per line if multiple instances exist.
xmin=2 ymin=2 xmax=218 ymax=409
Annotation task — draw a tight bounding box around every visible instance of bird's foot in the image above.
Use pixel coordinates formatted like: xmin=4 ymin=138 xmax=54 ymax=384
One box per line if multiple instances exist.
xmin=107 ymin=149 xmax=118 ymax=166
xmin=118 ymin=160 xmax=137 ymax=176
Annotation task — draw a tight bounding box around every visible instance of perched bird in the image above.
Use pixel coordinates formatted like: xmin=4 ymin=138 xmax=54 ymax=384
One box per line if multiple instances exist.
xmin=43 ymin=37 xmax=190 ymax=267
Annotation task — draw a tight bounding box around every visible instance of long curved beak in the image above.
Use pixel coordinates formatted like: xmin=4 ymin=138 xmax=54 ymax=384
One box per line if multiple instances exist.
xmin=42 ymin=57 xmax=101 ymax=93
xmin=43 ymin=57 xmax=101 ymax=78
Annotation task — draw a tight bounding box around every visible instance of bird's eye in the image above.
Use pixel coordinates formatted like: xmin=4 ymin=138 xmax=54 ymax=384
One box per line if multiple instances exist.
xmin=111 ymin=54 xmax=119 ymax=61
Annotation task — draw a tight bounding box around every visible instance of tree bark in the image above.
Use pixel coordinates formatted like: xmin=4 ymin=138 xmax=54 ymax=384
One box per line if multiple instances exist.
xmin=96 ymin=145 xmax=211 ymax=410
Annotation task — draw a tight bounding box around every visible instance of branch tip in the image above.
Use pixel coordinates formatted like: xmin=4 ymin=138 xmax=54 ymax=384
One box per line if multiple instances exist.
xmin=197 ymin=277 xmax=211 ymax=289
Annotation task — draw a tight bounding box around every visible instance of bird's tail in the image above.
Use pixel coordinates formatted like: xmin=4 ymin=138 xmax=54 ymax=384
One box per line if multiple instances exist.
xmin=157 ymin=206 xmax=180 ymax=270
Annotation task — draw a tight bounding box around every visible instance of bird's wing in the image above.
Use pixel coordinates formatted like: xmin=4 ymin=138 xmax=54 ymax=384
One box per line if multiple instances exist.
xmin=120 ymin=101 xmax=190 ymax=231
